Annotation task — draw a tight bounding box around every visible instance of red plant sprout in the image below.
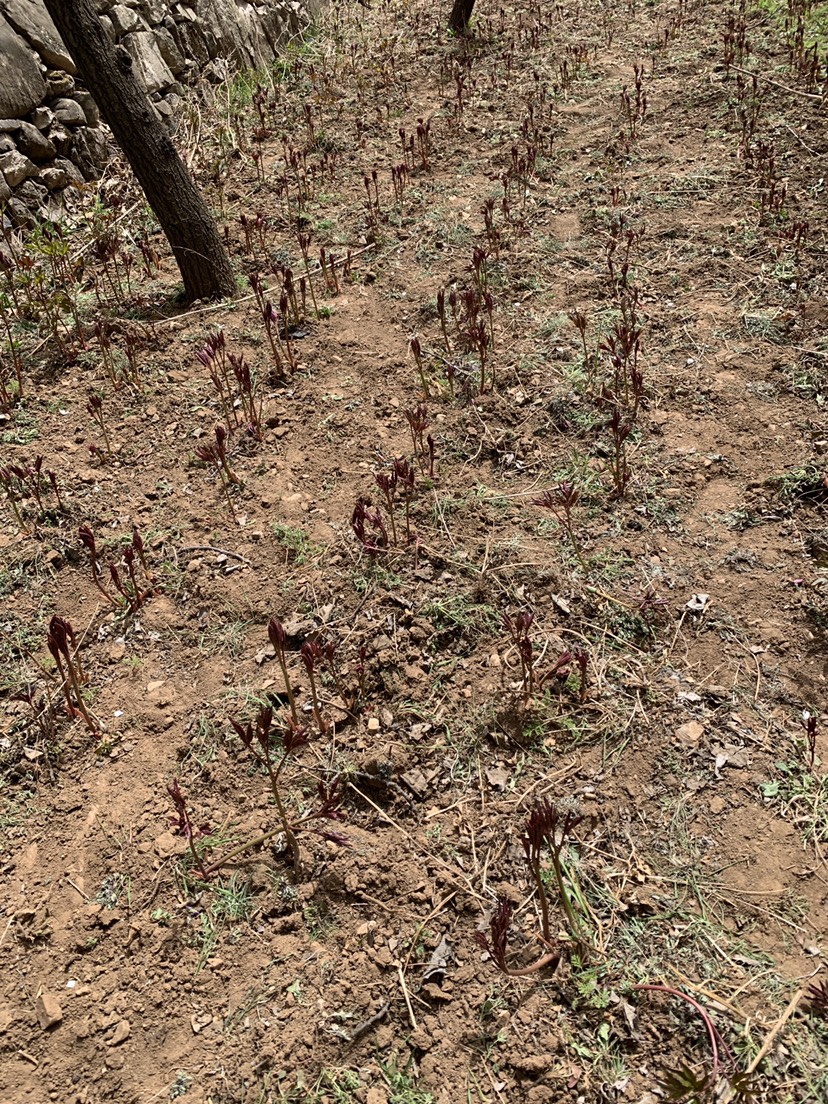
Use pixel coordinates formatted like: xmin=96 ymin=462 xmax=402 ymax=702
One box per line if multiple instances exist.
xmin=476 ymin=895 xmax=559 ymax=977
xmin=167 ymin=779 xmax=211 ymax=879
xmin=47 ymin=614 xmax=97 ymax=735
xmin=268 ymin=616 xmax=298 ymax=725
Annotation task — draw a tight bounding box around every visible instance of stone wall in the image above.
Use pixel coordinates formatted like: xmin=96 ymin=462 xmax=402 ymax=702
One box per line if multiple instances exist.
xmin=0 ymin=0 xmax=313 ymax=225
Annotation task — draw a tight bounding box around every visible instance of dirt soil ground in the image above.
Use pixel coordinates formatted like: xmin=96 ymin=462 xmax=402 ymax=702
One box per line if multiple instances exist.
xmin=1 ymin=0 xmax=828 ymax=1101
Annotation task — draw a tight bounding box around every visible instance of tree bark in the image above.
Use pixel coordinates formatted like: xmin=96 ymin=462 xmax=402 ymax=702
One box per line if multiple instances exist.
xmin=43 ymin=0 xmax=236 ymax=303
xmin=449 ymin=0 xmax=476 ymax=33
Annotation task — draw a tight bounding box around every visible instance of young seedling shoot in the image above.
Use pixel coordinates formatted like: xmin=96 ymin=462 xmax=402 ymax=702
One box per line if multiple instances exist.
xmin=801 ymin=709 xmax=818 ymax=772
xmin=176 ymin=706 xmax=347 ymax=880
xmin=351 ymin=496 xmax=389 ymax=558
xmin=503 ymin=608 xmax=535 ymax=703
xmin=86 ymin=392 xmax=112 ymax=460
xmin=634 ymin=984 xmax=758 ymax=1099
xmin=268 ymin=616 xmax=298 ymax=726
xmin=79 ymin=524 xmax=117 ymax=604
xmin=47 ymin=614 xmax=97 ymax=735
xmin=476 ymin=896 xmax=560 ymax=977
xmin=168 ymin=779 xmax=211 ymax=880
xmin=300 ymin=640 xmax=327 ymax=734
xmin=521 ymin=798 xmax=588 ymax=949
xmin=533 ymin=482 xmax=586 ymax=567
xmin=409 ymin=335 xmax=428 ymax=396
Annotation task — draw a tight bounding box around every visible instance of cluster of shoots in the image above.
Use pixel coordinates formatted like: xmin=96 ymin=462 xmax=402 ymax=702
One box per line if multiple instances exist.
xmin=533 ymin=482 xmax=585 ymax=566
xmin=482 ymin=198 xmax=502 ymax=257
xmin=567 ymin=308 xmax=598 ymax=392
xmin=619 ymin=63 xmax=648 ymax=143
xmin=503 ymin=607 xmax=588 ymax=706
xmin=391 ymin=161 xmax=410 ymax=208
xmin=786 ymin=4 xmax=824 ymax=91
xmin=167 ymin=616 xmax=368 ymax=880
xmin=405 ymin=401 xmax=436 ymax=477
xmin=0 ymin=456 xmax=64 ymax=532
xmin=749 ymin=139 xmax=787 ymax=222
xmin=775 ymin=218 xmax=808 ymax=259
xmin=350 ymin=404 xmax=436 ymax=558
xmin=502 ymin=142 xmax=537 ymax=215
xmin=239 ymin=212 xmax=271 ymax=258
xmin=94 ymin=320 xmax=145 ymax=391
xmin=371 ymin=456 xmax=417 ymax=550
xmin=79 ymin=524 xmax=155 ymax=614
xmin=195 ymin=330 xmax=264 ymax=438
xmin=636 ymin=984 xmax=758 ymax=1100
xmin=47 ymin=614 xmax=97 ymax=735
xmin=363 ymin=169 xmax=382 ymax=229
xmin=723 ymin=0 xmax=750 ymax=75
xmin=584 ymin=217 xmax=647 ymax=499
xmin=249 ymin=275 xmax=299 ymax=378
xmin=195 ymin=424 xmax=243 ymax=512
xmin=268 ymin=616 xmax=368 ymax=731
xmin=734 ymin=72 xmax=764 ymax=157
xmin=430 ymin=267 xmax=497 ymax=395
xmin=477 ymin=799 xmax=587 ymax=976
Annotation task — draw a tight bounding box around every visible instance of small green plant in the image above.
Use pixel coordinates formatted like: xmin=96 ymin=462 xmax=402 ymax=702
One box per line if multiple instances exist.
xmin=635 ymin=984 xmax=759 ymax=1100
xmin=271 ymin=522 xmax=318 ymax=564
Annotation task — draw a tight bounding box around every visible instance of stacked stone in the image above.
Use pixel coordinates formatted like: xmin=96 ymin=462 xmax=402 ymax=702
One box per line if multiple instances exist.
xmin=0 ymin=0 xmax=313 ymax=224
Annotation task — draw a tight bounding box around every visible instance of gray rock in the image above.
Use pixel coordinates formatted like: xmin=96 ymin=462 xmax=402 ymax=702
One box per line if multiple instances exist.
xmin=0 ymin=134 xmax=14 ymax=154
xmin=135 ymin=0 xmax=166 ymax=23
xmin=68 ymin=128 xmax=99 ymax=181
xmin=0 ymin=148 xmax=36 ymax=186
xmin=0 ymin=0 xmax=74 ymax=73
xmin=99 ymin=14 xmax=115 ymax=41
xmin=30 ymin=105 xmax=54 ymax=130
xmin=203 ymin=57 xmax=230 ymax=84
xmin=0 ymin=0 xmax=76 ymax=74
xmin=170 ymin=20 xmax=209 ymax=67
xmin=52 ymin=97 xmax=86 ymax=127
xmin=164 ymin=91 xmax=181 ymax=113
xmin=46 ymin=70 xmax=75 ymax=97
xmin=0 ymin=13 xmax=47 ymax=118
xmin=45 ymin=122 xmax=71 ymax=156
xmin=122 ymin=30 xmax=174 ymax=93
xmin=80 ymin=126 xmax=111 ymax=170
xmin=37 ymin=156 xmax=84 ymax=190
xmin=153 ymin=27 xmax=185 ymax=74
xmin=15 ymin=177 xmax=48 ymax=209
xmin=73 ymin=91 xmax=100 ymax=128
xmin=14 ymin=119 xmax=55 ymax=161
xmin=54 ymin=155 xmax=85 ymax=185
xmin=109 ymin=4 xmax=142 ymax=36
xmin=0 ymin=173 xmax=10 ymax=203
xmin=37 ymin=163 xmax=71 ymax=190
xmin=5 ymin=196 xmax=32 ymax=227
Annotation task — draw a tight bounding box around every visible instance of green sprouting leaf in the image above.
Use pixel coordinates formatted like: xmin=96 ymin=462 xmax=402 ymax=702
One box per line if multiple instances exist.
xmin=762 ymin=780 xmax=780 ymax=798
xmin=658 ymin=1063 xmax=710 ymax=1100
xmin=729 ymin=1070 xmax=760 ymax=1098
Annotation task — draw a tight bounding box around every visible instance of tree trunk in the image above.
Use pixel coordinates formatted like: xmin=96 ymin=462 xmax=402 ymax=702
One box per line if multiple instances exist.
xmin=449 ymin=0 xmax=476 ymax=33
xmin=43 ymin=0 xmax=236 ymax=303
